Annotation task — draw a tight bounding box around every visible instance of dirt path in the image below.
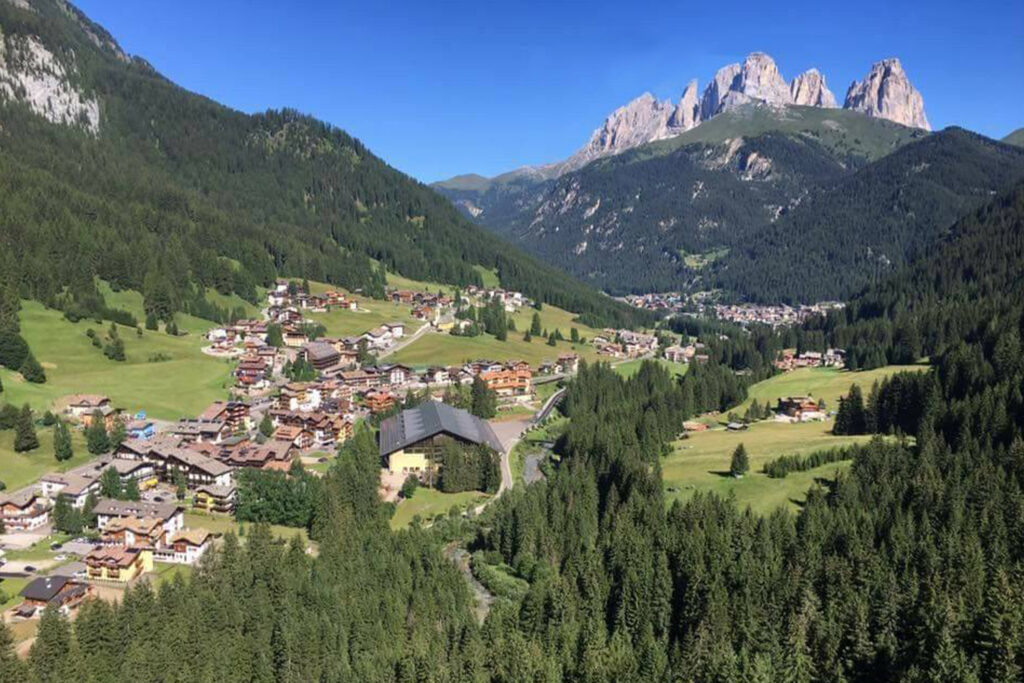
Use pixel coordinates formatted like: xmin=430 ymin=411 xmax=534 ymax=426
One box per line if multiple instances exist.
xmin=444 ymin=544 xmax=494 ymax=624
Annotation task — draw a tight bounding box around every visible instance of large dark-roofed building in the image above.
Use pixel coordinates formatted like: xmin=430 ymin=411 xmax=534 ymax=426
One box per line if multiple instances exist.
xmin=379 ymin=401 xmax=502 ymax=475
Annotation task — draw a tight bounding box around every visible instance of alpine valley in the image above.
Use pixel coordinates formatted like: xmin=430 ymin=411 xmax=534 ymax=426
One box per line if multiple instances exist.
xmin=435 ymin=52 xmax=1024 ymax=301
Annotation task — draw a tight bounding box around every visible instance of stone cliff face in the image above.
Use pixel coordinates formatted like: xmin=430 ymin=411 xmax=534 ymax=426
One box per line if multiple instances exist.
xmin=844 ymin=58 xmax=930 ymax=130
xmin=790 ymin=68 xmax=837 ymax=108
xmin=0 ymin=30 xmax=100 ymax=134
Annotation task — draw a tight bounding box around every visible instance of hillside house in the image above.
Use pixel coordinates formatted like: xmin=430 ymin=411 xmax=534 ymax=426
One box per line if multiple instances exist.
xmin=0 ymin=491 xmax=50 ymax=531
xmin=193 ymin=484 xmax=236 ymax=514
xmin=17 ymin=576 xmax=92 ymax=618
xmin=86 ymin=546 xmax=153 ymax=583
xmin=155 ymin=529 xmax=214 ymax=565
xmin=93 ymin=499 xmax=185 ymax=536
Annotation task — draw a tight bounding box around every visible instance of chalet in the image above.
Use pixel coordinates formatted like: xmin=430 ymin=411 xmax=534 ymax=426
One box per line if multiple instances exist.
xmin=338 ymin=368 xmax=380 ymax=390
xmin=663 ymin=345 xmax=688 ymax=363
xmin=279 ymin=382 xmax=323 ymax=412
xmin=305 ymin=341 xmax=341 ymax=371
xmin=365 ymin=390 xmax=396 ymax=415
xmin=65 ymin=394 xmax=113 ymax=423
xmin=480 ymin=364 xmax=532 ymax=398
xmin=157 ymin=529 xmax=214 ymax=565
xmin=556 ymin=353 xmax=580 ymax=375
xmin=93 ymin=499 xmax=185 ymax=536
xmin=421 ymin=366 xmax=449 ymax=384
xmin=100 ymin=515 xmax=166 ymax=549
xmin=379 ymin=401 xmax=503 ymax=476
xmin=17 ymin=576 xmax=92 ymax=618
xmin=234 ymin=356 xmax=269 ymax=388
xmin=224 ymin=440 xmax=294 ymax=469
xmin=374 ymin=363 xmax=413 ymax=387
xmin=0 ymin=490 xmax=50 ymax=531
xmin=383 ymin=322 xmax=405 ymax=339
xmin=283 ymin=329 xmax=308 ymax=347
xmin=193 ymin=484 xmax=236 ymax=513
xmin=171 ymin=419 xmax=226 ymax=444
xmin=164 ymin=448 xmax=235 ymax=488
xmin=198 ymin=401 xmax=251 ymax=433
xmin=776 ymin=396 xmax=825 ymax=421
xmin=273 ymin=425 xmax=314 ymax=450
xmin=86 ymin=546 xmax=152 ymax=583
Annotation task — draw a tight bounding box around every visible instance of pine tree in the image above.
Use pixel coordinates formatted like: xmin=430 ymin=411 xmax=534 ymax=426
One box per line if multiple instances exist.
xmin=109 ymin=419 xmax=127 ymax=448
xmin=123 ymin=477 xmax=141 ymax=501
xmin=730 ymin=443 xmax=749 ymax=477
xmin=28 ymin=607 xmax=77 ymax=682
xmin=470 ymin=375 xmax=497 ymax=419
xmin=14 ymin=403 xmax=39 ymax=452
xmin=19 ymin=352 xmax=46 ymax=383
xmin=99 ymin=466 xmax=122 ymax=498
xmin=0 ymin=621 xmax=27 ymax=683
xmin=85 ymin=412 xmax=110 ymax=455
xmin=53 ymin=419 xmax=73 ymax=462
xmin=260 ymin=413 xmax=275 ymax=437
xmin=531 ymin=312 xmax=543 ymax=336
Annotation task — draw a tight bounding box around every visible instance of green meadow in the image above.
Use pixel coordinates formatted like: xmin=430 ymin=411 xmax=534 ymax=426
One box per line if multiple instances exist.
xmin=0 ymin=427 xmax=91 ymax=493
xmin=662 ymin=364 xmax=927 ymax=514
xmin=389 ymin=488 xmax=487 ymax=529
xmin=0 ymin=301 xmax=233 ymax=421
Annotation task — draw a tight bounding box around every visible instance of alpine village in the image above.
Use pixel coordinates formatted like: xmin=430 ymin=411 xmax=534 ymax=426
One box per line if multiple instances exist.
xmin=1 ymin=1 xmax=1024 ymax=682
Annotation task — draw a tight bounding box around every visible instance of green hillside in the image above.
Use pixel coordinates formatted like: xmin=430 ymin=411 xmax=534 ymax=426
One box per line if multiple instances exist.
xmin=1005 ymin=127 xmax=1024 ymax=147
xmin=0 ymin=0 xmax=642 ymax=382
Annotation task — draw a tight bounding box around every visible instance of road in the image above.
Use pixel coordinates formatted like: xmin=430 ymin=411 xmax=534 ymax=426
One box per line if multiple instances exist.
xmin=378 ymin=322 xmax=432 ymax=359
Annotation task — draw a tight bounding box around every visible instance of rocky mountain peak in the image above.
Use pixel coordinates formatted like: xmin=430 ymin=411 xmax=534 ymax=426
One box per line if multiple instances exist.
xmin=844 ymin=58 xmax=930 ymax=130
xmin=790 ymin=68 xmax=837 ymax=108
xmin=700 ymin=63 xmax=741 ymax=120
xmin=669 ymin=79 xmax=701 ymax=131
xmin=565 ymin=92 xmax=678 ymax=170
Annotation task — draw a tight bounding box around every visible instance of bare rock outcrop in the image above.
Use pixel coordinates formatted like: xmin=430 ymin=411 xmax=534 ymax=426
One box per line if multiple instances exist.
xmin=843 ymin=58 xmax=930 ymax=130
xmin=790 ymin=68 xmax=837 ymax=108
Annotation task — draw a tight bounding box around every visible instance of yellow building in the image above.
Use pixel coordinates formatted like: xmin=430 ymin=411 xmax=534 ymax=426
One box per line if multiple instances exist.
xmin=386 ymin=450 xmax=430 ymax=476
xmin=379 ymin=401 xmax=503 ymax=478
xmin=85 ymin=546 xmax=153 ymax=583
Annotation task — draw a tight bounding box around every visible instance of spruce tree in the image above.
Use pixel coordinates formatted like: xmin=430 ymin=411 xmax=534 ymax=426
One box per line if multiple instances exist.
xmin=19 ymin=352 xmax=46 ymax=383
xmin=260 ymin=413 xmax=275 ymax=437
xmin=14 ymin=403 xmax=39 ymax=452
xmin=730 ymin=443 xmax=749 ymax=477
xmin=470 ymin=375 xmax=497 ymax=419
xmin=28 ymin=607 xmax=77 ymax=682
xmin=85 ymin=412 xmax=110 ymax=454
xmin=53 ymin=419 xmax=73 ymax=462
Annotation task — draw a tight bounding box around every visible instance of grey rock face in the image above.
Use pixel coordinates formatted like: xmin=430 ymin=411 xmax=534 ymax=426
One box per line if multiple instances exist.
xmin=790 ymin=68 xmax=837 ymax=108
xmin=843 ymin=58 xmax=930 ymax=130
xmin=669 ymin=79 xmax=701 ymax=130
xmin=700 ymin=63 xmax=741 ymax=120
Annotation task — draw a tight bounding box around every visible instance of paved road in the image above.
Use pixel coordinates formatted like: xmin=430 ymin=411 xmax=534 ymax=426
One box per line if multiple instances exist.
xmin=489 ymin=419 xmax=530 ymax=494
xmin=378 ymin=322 xmax=432 ymax=359
xmin=533 ymin=387 xmax=566 ymax=424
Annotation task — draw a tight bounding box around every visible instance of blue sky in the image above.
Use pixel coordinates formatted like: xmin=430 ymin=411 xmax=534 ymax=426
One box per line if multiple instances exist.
xmin=77 ymin=0 xmax=1024 ymax=183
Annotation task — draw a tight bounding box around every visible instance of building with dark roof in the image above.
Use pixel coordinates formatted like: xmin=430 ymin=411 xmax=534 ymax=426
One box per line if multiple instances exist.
xmin=18 ymin=576 xmax=92 ymax=617
xmin=378 ymin=400 xmax=502 ymax=476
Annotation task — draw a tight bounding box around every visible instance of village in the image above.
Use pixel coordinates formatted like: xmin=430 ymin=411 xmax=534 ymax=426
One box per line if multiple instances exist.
xmin=1 ymin=277 xmax=856 ymax=651
xmin=622 ymin=291 xmax=845 ymax=328
xmin=0 ymin=279 xmax=597 ymax=642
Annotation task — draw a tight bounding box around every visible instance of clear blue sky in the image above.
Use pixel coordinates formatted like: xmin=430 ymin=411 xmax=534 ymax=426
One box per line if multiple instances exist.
xmin=77 ymin=0 xmax=1024 ymax=183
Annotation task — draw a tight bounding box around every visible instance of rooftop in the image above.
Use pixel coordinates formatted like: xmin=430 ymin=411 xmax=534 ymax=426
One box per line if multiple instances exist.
xmin=379 ymin=400 xmax=503 ymax=457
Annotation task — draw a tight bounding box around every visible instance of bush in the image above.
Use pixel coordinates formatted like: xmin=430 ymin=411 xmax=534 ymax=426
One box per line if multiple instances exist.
xmin=400 ymin=475 xmax=419 ymax=499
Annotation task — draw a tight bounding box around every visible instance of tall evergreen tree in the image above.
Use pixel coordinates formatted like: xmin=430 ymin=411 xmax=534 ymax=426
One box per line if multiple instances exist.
xmin=14 ymin=403 xmax=39 ymax=452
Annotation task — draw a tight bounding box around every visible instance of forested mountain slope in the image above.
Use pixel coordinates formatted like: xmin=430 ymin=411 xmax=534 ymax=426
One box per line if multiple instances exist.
xmin=436 ymin=105 xmax=924 ymax=294
xmin=0 ymin=0 xmax=640 ymax=339
xmin=712 ymin=128 xmax=1024 ymax=302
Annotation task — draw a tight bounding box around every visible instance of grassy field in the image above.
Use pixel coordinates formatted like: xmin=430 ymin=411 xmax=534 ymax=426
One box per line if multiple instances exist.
xmin=0 ymin=576 xmax=30 ymax=611
xmin=96 ymin=281 xmax=218 ymax=336
xmin=0 ymin=301 xmax=233 ymax=420
xmin=736 ymin=364 xmax=927 ymax=414
xmin=390 ymin=488 xmax=487 ymax=529
xmin=305 ymin=284 xmax=424 ymax=339
xmin=149 ymin=562 xmax=194 ymax=589
xmin=663 ymin=420 xmax=866 ymax=514
xmin=614 ymin=357 xmax=689 ymax=379
xmin=183 ymin=512 xmax=310 ymax=545
xmin=0 ymin=424 xmax=93 ymax=492
xmin=390 ymin=332 xmax=597 ymax=368
xmin=662 ymin=365 xmax=928 ymax=514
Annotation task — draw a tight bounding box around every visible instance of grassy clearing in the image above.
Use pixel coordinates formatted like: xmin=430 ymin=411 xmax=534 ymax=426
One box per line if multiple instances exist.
xmin=662 ymin=420 xmax=866 ymax=514
xmin=472 ymin=266 xmax=501 ymax=289
xmin=0 ymin=576 xmax=30 ymax=611
xmin=662 ymin=365 xmax=926 ymax=514
xmin=614 ymin=357 xmax=689 ymax=379
xmin=149 ymin=562 xmax=194 ymax=588
xmin=305 ymin=286 xmax=423 ymax=339
xmin=735 ymin=364 xmax=927 ymax=415
xmin=391 ymin=332 xmax=597 ymax=368
xmin=183 ymin=512 xmax=310 ymax=545
xmin=96 ymin=281 xmax=216 ymax=336
xmin=1 ymin=301 xmax=233 ymax=420
xmin=507 ymin=304 xmax=603 ymax=343
xmin=0 ymin=427 xmax=92 ymax=492
xmin=390 ymin=488 xmax=487 ymax=529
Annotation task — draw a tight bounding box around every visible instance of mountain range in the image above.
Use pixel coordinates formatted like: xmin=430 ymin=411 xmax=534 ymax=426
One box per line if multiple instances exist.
xmin=435 ymin=54 xmax=1024 ymax=302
